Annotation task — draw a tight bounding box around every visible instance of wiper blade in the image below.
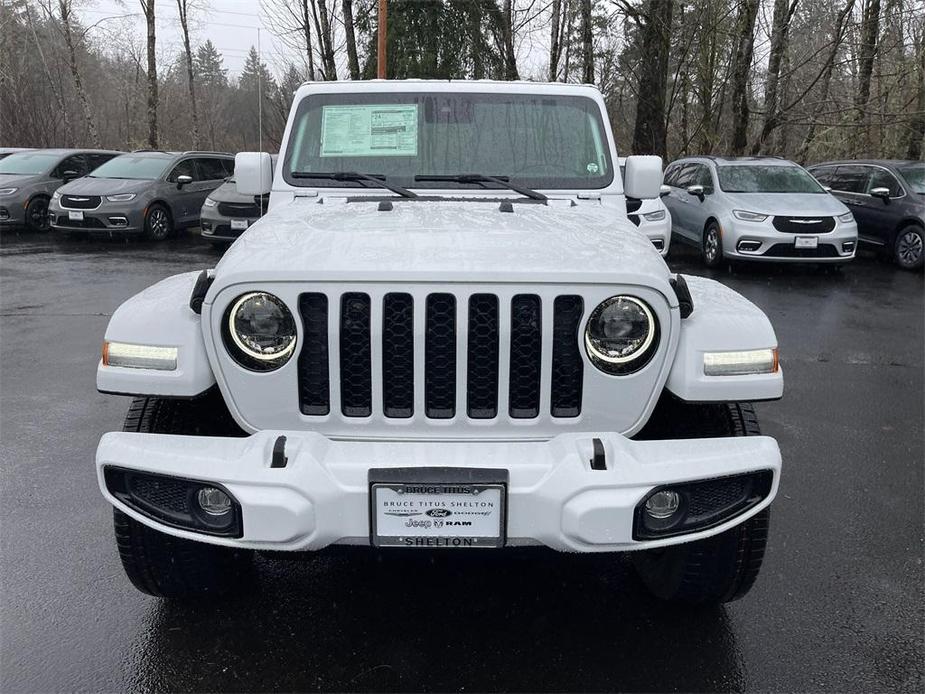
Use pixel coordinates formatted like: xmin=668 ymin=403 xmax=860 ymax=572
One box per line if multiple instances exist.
xmin=290 ymin=171 xmax=417 ymax=198
xmin=414 ymin=173 xmax=547 ymax=201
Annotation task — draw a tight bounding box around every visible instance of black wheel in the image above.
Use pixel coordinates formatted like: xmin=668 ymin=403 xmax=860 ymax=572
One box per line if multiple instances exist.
xmin=142 ymin=204 xmax=172 ymax=241
xmin=893 ymin=225 xmax=924 ymax=270
xmin=113 ymin=392 xmax=254 ymax=599
xmin=25 ymin=196 xmax=50 ymax=232
xmin=701 ymin=221 xmax=724 ymax=268
xmin=632 ymin=400 xmax=771 ymax=605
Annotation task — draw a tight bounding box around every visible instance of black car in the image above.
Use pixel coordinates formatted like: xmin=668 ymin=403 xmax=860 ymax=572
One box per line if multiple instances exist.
xmin=808 ymin=160 xmax=924 ymax=270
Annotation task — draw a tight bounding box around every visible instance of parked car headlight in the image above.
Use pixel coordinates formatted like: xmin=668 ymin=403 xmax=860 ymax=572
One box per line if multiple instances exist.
xmin=837 ymin=212 xmax=854 ymax=223
xmin=203 ymin=197 xmax=217 ymax=207
xmin=106 ymin=193 xmax=136 ymax=202
xmin=584 ymin=296 xmax=658 ymax=375
xmin=642 ymin=209 xmax=666 ymax=222
xmin=0 ymin=187 xmax=18 ymax=196
xmin=224 ymin=291 xmax=297 ymax=371
xmin=732 ymin=210 xmax=768 ymax=222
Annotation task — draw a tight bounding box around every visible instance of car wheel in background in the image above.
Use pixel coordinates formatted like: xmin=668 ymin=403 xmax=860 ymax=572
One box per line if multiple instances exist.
xmin=143 ymin=204 xmax=172 ymax=241
xmin=701 ymin=221 xmax=724 ymax=268
xmin=893 ymin=226 xmax=924 ymax=270
xmin=25 ymin=196 xmax=50 ymax=232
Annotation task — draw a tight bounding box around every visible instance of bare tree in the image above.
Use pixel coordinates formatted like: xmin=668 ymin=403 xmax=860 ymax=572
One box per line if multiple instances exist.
xmin=630 ymin=0 xmax=673 ymax=156
xmin=729 ymin=0 xmax=760 ymax=154
xmin=907 ymin=21 xmax=925 ymax=159
xmin=580 ymin=0 xmax=593 ymax=83
xmin=549 ymin=0 xmax=564 ymax=80
xmin=139 ymin=0 xmax=158 ymax=148
xmin=500 ymin=0 xmax=519 ymax=79
xmin=751 ymin=0 xmax=799 ymax=153
xmin=176 ymin=0 xmax=200 ymax=148
xmin=853 ymin=0 xmax=882 ymax=154
xmin=264 ymin=0 xmax=319 ymax=80
xmin=55 ymin=0 xmax=100 ymax=147
xmin=315 ymin=0 xmax=337 ymax=79
xmin=342 ymin=0 xmax=360 ymax=79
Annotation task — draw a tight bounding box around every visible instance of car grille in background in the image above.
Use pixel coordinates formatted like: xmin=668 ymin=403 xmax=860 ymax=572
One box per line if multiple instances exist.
xmin=763 ymin=243 xmax=840 ymax=258
xmin=772 ymin=216 xmax=835 ymax=234
xmin=217 ymin=202 xmax=261 ymax=218
xmin=61 ymin=195 xmax=101 ymax=209
xmin=55 ymin=215 xmax=106 ymax=229
xmin=296 ymin=292 xmax=585 ymax=421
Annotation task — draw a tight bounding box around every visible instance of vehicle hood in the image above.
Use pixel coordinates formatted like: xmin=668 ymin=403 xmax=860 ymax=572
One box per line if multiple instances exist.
xmin=723 ymin=192 xmax=848 ymax=216
xmin=60 ymin=177 xmax=152 ymax=196
xmin=212 ymin=197 xmax=673 ymax=291
xmin=0 ymin=174 xmax=40 ymax=188
xmin=208 ymin=181 xmax=254 ymax=204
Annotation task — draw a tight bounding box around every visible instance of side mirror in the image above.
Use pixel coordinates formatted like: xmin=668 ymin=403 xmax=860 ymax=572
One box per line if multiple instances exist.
xmin=659 ymin=185 xmax=671 ymax=198
xmin=870 ymin=187 xmax=891 ymax=200
xmin=235 ymin=152 xmax=273 ymax=196
xmin=62 ymin=170 xmax=79 ymax=182
xmin=623 ymin=155 xmax=663 ymax=200
xmin=176 ymin=174 xmax=193 ymax=188
xmin=686 ymin=184 xmax=705 ymax=197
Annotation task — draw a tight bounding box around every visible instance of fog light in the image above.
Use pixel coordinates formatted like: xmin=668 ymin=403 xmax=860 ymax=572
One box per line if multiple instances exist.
xmin=645 ymin=490 xmax=680 ymax=519
xmin=197 ymin=487 xmax=232 ymax=516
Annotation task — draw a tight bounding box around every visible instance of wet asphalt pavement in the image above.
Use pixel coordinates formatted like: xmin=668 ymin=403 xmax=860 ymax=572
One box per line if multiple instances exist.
xmin=0 ymin=230 xmax=922 ymax=693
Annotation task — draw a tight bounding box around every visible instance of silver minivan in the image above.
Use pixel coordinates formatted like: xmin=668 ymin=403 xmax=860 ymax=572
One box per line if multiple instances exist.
xmin=663 ymin=156 xmax=858 ymax=267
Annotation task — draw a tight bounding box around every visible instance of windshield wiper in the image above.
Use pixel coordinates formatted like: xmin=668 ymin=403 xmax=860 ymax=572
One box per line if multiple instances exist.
xmin=413 ymin=173 xmax=547 ymax=201
xmin=290 ymin=171 xmax=417 ymax=198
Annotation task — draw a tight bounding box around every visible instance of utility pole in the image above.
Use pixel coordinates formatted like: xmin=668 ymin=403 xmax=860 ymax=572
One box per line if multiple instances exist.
xmin=377 ymin=0 xmax=387 ymax=79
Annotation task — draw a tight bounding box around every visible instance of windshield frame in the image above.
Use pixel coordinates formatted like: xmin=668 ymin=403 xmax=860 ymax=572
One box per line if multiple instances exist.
xmin=88 ymin=154 xmax=172 ymax=181
xmin=0 ymin=152 xmax=61 ymax=176
xmin=281 ymin=90 xmax=615 ymax=192
xmin=717 ymin=163 xmax=826 ymax=194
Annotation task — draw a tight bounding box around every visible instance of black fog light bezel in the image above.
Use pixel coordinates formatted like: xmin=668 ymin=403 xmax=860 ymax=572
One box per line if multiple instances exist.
xmin=633 ymin=470 xmax=773 ymax=540
xmin=737 ymin=239 xmax=762 ymax=253
xmin=842 ymin=241 xmax=856 ymax=253
xmin=651 ymin=239 xmax=665 ymax=251
xmin=103 ymin=466 xmax=243 ymax=538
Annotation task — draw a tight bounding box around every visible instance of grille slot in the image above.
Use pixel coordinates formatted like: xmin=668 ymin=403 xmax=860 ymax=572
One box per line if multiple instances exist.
xmin=508 ymin=294 xmax=542 ymax=418
xmin=467 ymin=294 xmax=499 ymax=419
xmin=217 ymin=201 xmax=261 ymax=218
xmin=425 ymin=293 xmax=457 ymax=419
xmin=382 ymin=293 xmax=414 ymax=418
xmin=297 ymin=293 xmax=330 ymax=415
xmin=550 ymin=295 xmax=584 ymax=418
xmin=340 ymin=293 xmax=372 ymax=417
xmin=771 ymin=216 xmax=835 ymax=234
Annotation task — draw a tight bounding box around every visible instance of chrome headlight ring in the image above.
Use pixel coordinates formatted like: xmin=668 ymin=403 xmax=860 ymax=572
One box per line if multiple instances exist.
xmin=222 ymin=291 xmax=297 ymax=371
xmin=584 ymin=295 xmax=659 ymax=375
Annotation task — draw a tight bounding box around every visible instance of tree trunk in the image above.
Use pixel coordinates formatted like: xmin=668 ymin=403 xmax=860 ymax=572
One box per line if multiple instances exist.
xmin=59 ymin=1 xmax=100 ymax=147
xmin=729 ymin=0 xmax=759 ymax=155
xmin=501 ymin=0 xmax=519 ymax=80
xmin=342 ymin=0 xmax=360 ymax=79
xmin=140 ymin=0 xmax=158 ymax=148
xmin=470 ymin=2 xmax=484 ymax=79
xmin=316 ymin=0 xmax=337 ymax=80
xmin=906 ymin=28 xmax=925 ymax=159
xmin=549 ymin=0 xmax=562 ymax=81
xmin=853 ymin=0 xmax=881 ymax=155
xmin=751 ymin=0 xmax=798 ymax=153
xmin=580 ymin=0 xmax=594 ymax=84
xmin=300 ymin=0 xmax=317 ymax=80
xmin=631 ymin=0 xmax=673 ymax=157
xmin=177 ymin=0 xmax=200 ymax=148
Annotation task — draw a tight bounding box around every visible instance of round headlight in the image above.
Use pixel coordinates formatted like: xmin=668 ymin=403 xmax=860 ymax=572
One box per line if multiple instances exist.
xmin=225 ymin=292 xmax=297 ymax=370
xmin=584 ymin=295 xmax=658 ymax=374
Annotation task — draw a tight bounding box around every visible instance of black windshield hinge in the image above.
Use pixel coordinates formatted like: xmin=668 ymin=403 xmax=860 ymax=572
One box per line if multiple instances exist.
xmin=499 ymin=201 xmax=514 ymax=213
xmin=189 ymin=269 xmax=215 ymax=314
xmin=670 ymin=274 xmax=694 ymax=319
xmin=590 ymin=438 xmax=607 ymax=470
xmin=271 ymin=435 xmax=288 ymax=468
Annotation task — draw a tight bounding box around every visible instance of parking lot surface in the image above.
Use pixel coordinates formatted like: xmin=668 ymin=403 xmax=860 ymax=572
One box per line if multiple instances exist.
xmin=1 ymin=231 xmax=922 ymax=692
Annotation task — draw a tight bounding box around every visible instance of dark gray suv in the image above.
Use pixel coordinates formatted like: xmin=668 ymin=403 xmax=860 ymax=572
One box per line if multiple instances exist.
xmin=0 ymin=149 xmax=122 ymax=232
xmin=808 ymin=160 xmax=924 ymax=270
xmin=49 ymin=150 xmax=234 ymax=240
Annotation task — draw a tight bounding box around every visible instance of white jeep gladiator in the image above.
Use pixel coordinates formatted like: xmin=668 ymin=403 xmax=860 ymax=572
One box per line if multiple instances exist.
xmin=96 ymin=80 xmax=783 ymax=604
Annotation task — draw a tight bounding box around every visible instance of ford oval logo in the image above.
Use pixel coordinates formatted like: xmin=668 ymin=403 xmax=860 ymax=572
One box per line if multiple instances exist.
xmin=426 ymin=508 xmax=451 ymax=518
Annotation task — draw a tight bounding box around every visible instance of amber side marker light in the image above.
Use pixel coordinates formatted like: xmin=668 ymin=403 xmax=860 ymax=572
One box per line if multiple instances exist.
xmin=102 ymin=341 xmax=178 ymax=370
xmin=703 ymin=348 xmax=779 ymax=376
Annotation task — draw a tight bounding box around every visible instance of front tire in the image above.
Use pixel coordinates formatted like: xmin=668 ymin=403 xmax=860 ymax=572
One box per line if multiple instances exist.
xmin=632 ymin=401 xmax=771 ymax=605
xmin=142 ymin=204 xmax=172 ymax=241
xmin=25 ymin=196 xmax=50 ymax=232
xmin=112 ymin=393 xmax=254 ymax=599
xmin=701 ymin=221 xmax=724 ymax=268
xmin=893 ymin=225 xmax=924 ymax=270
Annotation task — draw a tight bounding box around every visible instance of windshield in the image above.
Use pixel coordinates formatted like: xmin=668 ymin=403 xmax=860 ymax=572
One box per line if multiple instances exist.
xmin=718 ymin=165 xmax=825 ymax=193
xmin=283 ymin=92 xmax=613 ymax=190
xmin=897 ymin=164 xmax=925 ymax=194
xmin=89 ymin=155 xmax=170 ymax=180
xmin=0 ymin=152 xmax=60 ymax=175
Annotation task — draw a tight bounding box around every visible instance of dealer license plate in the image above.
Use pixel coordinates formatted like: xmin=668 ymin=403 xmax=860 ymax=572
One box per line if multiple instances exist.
xmin=230 ymin=219 xmax=248 ymax=230
xmin=794 ymin=236 xmax=818 ymax=249
xmin=371 ymin=480 xmax=506 ymax=548
xmin=68 ymin=210 xmax=84 ymax=221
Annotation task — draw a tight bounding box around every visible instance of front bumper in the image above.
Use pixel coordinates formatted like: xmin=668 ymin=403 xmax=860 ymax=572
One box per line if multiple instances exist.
xmin=722 ymin=217 xmax=857 ymax=263
xmin=96 ymin=430 xmax=781 ymax=553
xmin=49 ymin=200 xmax=145 ymax=234
xmin=200 ymin=207 xmax=257 ymax=241
xmin=0 ymin=199 xmax=27 ymax=226
xmin=641 ymin=217 xmax=671 ymax=256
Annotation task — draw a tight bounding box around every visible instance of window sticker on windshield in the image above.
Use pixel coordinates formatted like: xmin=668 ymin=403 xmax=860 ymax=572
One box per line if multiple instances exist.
xmin=320 ymin=105 xmax=418 ymax=157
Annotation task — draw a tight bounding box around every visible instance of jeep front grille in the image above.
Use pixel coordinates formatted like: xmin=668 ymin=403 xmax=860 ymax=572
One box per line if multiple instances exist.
xmin=296 ymin=292 xmax=584 ymax=421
